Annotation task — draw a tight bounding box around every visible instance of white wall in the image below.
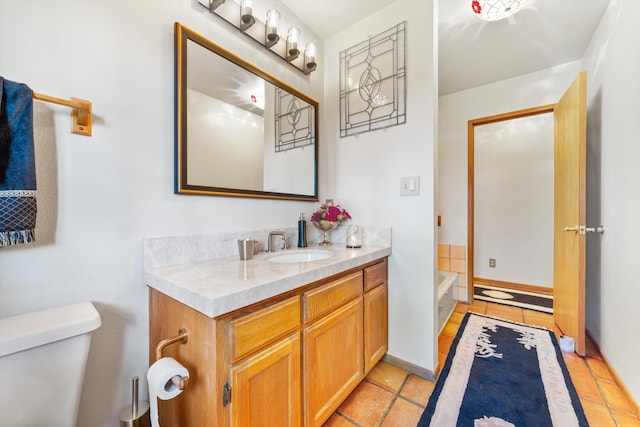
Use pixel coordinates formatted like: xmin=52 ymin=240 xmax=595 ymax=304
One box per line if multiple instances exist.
xmin=187 ymin=89 xmax=264 ymax=190
xmin=474 ymin=113 xmax=554 ymax=287
xmin=438 ymin=61 xmax=583 ymax=298
xmin=324 ymin=0 xmax=438 ymax=372
xmin=0 ymin=1 xmax=324 ymax=425
xmin=582 ymin=0 xmax=640 ymax=405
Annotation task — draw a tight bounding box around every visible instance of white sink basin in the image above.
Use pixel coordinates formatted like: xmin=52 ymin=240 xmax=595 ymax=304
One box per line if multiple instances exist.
xmin=268 ymin=250 xmax=333 ymax=263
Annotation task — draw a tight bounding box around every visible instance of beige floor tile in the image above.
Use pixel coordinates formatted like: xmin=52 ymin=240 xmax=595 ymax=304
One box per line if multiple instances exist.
xmin=612 ymin=410 xmax=640 ymax=427
xmin=399 ymin=375 xmax=435 ymax=407
xmin=322 ymin=413 xmax=357 ymax=427
xmin=563 ymin=352 xmax=591 ymax=377
xmin=469 ymin=299 xmax=487 ymax=312
xmin=585 ymin=356 xmax=615 ymax=382
xmin=325 ymin=304 xmax=628 ymax=427
xmin=380 ymin=397 xmax=424 ymax=427
xmin=365 ymin=362 xmax=408 ymax=394
xmin=484 ymin=308 xmax=524 ymax=323
xmin=448 ymin=311 xmax=465 ymax=325
xmin=438 ymin=333 xmax=454 ymax=355
xmin=581 ymin=399 xmax=616 ymax=427
xmin=522 ymin=310 xmax=554 ymax=322
xmin=585 ymin=336 xmax=602 ymax=360
xmin=598 ymin=379 xmax=635 ymax=413
xmin=441 ymin=320 xmax=461 ymax=337
xmin=437 ymin=352 xmax=447 ymax=373
xmin=571 ymin=371 xmax=605 ymax=404
xmin=486 ymin=302 xmax=523 ymax=316
xmin=337 ymin=381 xmax=394 ymax=427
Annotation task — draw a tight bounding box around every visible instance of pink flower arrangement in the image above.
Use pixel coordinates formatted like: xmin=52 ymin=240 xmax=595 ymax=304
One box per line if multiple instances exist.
xmin=310 ymin=201 xmax=351 ymax=223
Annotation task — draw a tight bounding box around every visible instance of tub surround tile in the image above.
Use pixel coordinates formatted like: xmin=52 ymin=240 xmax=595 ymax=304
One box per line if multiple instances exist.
xmin=144 ymin=227 xmax=391 ymax=318
xmin=450 ymin=245 xmax=466 ymax=260
xmin=437 ymin=244 xmax=450 ymax=258
xmin=457 ymin=273 xmax=467 ymax=288
xmin=437 ymin=257 xmax=450 ymax=271
xmin=450 ymin=258 xmax=466 ymax=274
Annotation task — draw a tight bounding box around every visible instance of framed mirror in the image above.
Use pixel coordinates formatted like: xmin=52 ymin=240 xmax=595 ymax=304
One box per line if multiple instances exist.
xmin=175 ymin=22 xmax=319 ymax=200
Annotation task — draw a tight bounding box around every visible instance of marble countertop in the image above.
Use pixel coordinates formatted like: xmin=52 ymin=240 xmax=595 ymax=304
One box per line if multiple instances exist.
xmin=144 ymin=244 xmax=391 ymax=318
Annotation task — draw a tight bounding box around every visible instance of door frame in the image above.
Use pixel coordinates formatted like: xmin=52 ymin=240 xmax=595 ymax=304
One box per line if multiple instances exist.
xmin=466 ymin=104 xmax=557 ymax=303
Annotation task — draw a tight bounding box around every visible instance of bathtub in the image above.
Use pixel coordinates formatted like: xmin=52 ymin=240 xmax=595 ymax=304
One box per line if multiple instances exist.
xmin=437 ymin=271 xmax=459 ymax=334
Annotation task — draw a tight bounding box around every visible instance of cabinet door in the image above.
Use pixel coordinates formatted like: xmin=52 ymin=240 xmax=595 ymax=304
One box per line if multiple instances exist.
xmin=303 ymin=297 xmax=363 ymax=427
xmin=364 ymin=283 xmax=388 ymax=374
xmin=229 ymin=333 xmax=301 ymax=427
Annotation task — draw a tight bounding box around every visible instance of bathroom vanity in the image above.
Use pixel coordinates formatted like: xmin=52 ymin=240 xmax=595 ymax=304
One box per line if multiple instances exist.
xmin=144 ymin=232 xmax=390 ymax=427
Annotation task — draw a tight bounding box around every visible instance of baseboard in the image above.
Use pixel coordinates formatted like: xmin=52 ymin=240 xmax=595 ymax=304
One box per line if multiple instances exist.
xmin=474 ymin=277 xmax=553 ymax=296
xmin=586 ymin=331 xmax=640 ymax=418
xmin=382 ymin=353 xmax=435 ymax=382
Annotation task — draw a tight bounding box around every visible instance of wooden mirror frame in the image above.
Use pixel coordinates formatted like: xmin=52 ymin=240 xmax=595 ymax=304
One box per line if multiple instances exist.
xmin=175 ymin=22 xmax=319 ymax=201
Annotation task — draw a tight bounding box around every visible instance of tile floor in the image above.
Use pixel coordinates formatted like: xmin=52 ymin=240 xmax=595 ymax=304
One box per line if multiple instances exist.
xmin=323 ymin=301 xmax=640 ymax=427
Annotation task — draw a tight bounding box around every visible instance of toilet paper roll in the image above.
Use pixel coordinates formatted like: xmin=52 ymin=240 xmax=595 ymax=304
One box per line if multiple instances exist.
xmin=147 ymin=357 xmax=189 ymax=427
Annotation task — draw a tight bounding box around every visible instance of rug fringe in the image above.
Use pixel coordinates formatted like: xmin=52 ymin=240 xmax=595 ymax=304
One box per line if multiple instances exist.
xmin=0 ymin=229 xmax=35 ymax=246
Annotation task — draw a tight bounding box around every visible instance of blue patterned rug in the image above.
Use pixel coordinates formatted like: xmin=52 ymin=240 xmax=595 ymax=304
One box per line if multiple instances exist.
xmin=418 ymin=313 xmax=589 ymax=427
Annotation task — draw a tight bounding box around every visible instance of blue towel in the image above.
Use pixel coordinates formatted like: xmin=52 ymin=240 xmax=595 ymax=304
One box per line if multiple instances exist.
xmin=0 ymin=77 xmax=37 ymax=246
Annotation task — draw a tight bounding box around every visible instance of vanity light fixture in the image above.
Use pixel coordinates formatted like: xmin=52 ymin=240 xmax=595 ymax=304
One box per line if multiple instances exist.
xmin=209 ymin=0 xmax=225 ymax=12
xmin=304 ymin=42 xmax=317 ymax=75
xmin=471 ymin=0 xmax=533 ymax=21
xmin=286 ymin=27 xmax=301 ymax=62
xmin=240 ymin=0 xmax=255 ymax=32
xmin=200 ymin=0 xmax=318 ymax=75
xmin=265 ymin=9 xmax=280 ymax=48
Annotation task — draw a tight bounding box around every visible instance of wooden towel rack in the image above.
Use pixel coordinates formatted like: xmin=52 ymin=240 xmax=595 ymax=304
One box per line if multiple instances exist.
xmin=32 ymin=92 xmax=92 ymax=137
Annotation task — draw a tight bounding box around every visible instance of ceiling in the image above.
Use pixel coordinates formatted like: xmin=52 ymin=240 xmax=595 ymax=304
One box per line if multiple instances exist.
xmin=282 ymin=0 xmax=610 ymax=95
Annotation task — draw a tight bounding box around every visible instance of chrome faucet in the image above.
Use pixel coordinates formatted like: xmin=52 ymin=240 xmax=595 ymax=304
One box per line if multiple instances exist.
xmin=267 ymin=231 xmax=288 ymax=252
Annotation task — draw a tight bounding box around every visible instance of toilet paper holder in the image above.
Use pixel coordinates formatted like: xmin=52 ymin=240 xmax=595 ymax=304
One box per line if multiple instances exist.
xmin=154 ymin=328 xmax=189 ymax=390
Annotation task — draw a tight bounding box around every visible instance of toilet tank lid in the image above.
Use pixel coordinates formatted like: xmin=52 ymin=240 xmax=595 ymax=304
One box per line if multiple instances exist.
xmin=0 ymin=302 xmax=101 ymax=357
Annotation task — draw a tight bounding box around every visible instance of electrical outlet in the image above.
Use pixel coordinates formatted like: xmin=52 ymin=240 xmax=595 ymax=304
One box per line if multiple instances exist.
xmin=489 ymin=258 xmax=496 ymax=268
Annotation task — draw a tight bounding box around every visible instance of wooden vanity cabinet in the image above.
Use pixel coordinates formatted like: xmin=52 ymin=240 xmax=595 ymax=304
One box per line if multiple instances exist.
xmin=364 ymin=258 xmax=388 ymax=374
xmin=303 ymin=272 xmax=364 ymax=427
xmin=227 ymin=296 xmax=302 ymax=427
xmin=229 ymin=332 xmax=301 ymax=426
xmin=148 ymin=257 xmax=388 ymax=427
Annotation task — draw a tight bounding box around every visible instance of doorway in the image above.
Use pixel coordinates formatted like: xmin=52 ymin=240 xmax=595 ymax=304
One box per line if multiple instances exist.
xmin=466 ymin=104 xmax=556 ymax=304
xmin=465 ymin=72 xmax=588 ymax=355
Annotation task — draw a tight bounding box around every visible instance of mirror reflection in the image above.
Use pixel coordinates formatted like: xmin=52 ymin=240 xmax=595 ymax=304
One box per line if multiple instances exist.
xmin=175 ymin=23 xmax=318 ymax=200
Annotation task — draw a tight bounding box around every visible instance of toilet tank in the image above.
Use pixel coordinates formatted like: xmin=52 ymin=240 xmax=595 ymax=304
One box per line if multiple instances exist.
xmin=0 ymin=302 xmax=101 ymax=427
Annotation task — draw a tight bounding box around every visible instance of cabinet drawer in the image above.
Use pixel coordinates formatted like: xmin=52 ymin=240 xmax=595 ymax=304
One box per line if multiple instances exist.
xmin=230 ymin=296 xmax=301 ymax=363
xmin=304 ymin=272 xmax=362 ymax=323
xmin=364 ymin=259 xmax=387 ymax=292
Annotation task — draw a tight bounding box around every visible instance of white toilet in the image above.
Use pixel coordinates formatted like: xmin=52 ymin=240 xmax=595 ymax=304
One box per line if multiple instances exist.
xmin=0 ymin=301 xmax=102 ymax=426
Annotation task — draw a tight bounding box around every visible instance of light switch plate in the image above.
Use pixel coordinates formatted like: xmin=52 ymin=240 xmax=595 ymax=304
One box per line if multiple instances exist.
xmin=400 ymin=176 xmax=420 ymax=196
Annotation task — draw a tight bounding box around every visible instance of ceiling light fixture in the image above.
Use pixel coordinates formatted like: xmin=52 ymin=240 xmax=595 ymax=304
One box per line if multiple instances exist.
xmin=471 ymin=0 xmax=533 ymax=22
xmin=199 ymin=0 xmax=318 ymax=75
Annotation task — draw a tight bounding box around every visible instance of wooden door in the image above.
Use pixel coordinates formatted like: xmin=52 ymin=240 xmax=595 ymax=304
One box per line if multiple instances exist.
xmin=553 ymin=71 xmax=587 ymax=356
xmin=229 ymin=332 xmax=302 ymax=427
xmin=303 ymin=297 xmax=364 ymax=427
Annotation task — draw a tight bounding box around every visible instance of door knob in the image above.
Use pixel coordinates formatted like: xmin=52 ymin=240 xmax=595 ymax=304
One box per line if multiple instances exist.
xmin=563 ymin=225 xmax=605 ymax=234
